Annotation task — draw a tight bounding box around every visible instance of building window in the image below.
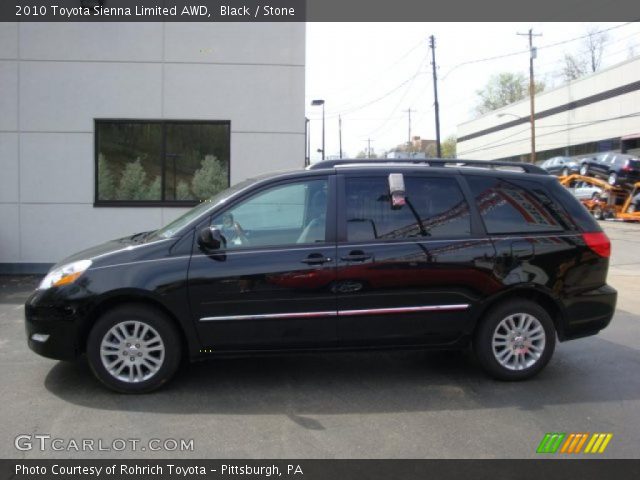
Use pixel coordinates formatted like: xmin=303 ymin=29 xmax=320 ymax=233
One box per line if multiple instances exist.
xmin=95 ymin=120 xmax=230 ymax=206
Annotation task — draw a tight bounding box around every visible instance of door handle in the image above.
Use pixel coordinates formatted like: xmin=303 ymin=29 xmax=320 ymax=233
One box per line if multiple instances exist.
xmin=301 ymin=253 xmax=332 ymax=265
xmin=340 ymin=250 xmax=372 ymax=262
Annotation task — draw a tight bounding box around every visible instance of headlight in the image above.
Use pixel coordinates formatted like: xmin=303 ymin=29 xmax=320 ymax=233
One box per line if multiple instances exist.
xmin=38 ymin=260 xmax=92 ymax=290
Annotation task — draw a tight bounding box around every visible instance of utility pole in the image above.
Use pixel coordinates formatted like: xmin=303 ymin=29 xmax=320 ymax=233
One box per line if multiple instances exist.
xmin=517 ymin=28 xmax=542 ymax=163
xmin=339 ymin=115 xmax=343 ymax=159
xmin=429 ymin=35 xmax=442 ymax=157
xmin=367 ymin=138 xmax=373 ymax=158
xmin=403 ymin=108 xmax=412 ymax=144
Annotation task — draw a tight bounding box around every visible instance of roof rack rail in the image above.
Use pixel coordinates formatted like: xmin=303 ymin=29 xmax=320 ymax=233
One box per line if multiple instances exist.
xmin=307 ymin=158 xmax=547 ymax=175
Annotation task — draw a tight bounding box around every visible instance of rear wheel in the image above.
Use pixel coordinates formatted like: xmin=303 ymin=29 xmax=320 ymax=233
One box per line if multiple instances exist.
xmin=87 ymin=304 xmax=182 ymax=393
xmin=474 ymin=299 xmax=555 ymax=381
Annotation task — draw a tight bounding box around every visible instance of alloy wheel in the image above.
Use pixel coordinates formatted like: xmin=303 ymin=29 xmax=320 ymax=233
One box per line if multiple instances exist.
xmin=491 ymin=313 xmax=546 ymax=371
xmin=99 ymin=320 xmax=165 ymax=383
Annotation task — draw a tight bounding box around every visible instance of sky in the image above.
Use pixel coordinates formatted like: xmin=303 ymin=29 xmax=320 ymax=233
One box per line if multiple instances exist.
xmin=305 ymin=22 xmax=640 ymax=161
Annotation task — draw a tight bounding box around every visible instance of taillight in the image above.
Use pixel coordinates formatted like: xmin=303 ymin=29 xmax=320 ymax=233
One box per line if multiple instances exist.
xmin=582 ymin=232 xmax=611 ymax=258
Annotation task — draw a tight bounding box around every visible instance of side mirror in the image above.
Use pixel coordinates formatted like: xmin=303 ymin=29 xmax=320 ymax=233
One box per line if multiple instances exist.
xmin=388 ymin=173 xmax=406 ymax=209
xmin=197 ymin=226 xmax=226 ymax=251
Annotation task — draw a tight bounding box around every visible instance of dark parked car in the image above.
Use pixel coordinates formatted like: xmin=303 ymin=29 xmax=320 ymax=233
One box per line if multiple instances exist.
xmin=579 ymin=153 xmax=640 ymax=185
xmin=540 ymin=156 xmax=579 ymax=176
xmin=25 ymin=159 xmax=616 ymax=393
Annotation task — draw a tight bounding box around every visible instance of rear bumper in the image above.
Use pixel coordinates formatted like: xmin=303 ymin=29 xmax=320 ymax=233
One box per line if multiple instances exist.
xmin=560 ymin=284 xmax=617 ymax=341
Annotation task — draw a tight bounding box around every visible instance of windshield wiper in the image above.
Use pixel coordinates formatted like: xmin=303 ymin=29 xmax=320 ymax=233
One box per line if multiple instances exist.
xmin=130 ymin=231 xmax=154 ymax=243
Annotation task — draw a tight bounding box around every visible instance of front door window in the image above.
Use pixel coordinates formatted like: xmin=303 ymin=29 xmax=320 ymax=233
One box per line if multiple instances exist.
xmin=211 ymin=179 xmax=328 ymax=249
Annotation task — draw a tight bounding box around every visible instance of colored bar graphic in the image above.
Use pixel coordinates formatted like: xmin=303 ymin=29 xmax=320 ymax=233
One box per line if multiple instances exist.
xmin=559 ymin=433 xmax=589 ymax=453
xmin=584 ymin=433 xmax=613 ymax=454
xmin=538 ymin=433 xmax=613 ymax=454
xmin=536 ymin=433 xmax=566 ymax=453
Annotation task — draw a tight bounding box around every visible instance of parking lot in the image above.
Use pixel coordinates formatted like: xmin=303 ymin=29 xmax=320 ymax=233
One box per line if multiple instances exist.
xmin=1 ymin=221 xmax=639 ymax=459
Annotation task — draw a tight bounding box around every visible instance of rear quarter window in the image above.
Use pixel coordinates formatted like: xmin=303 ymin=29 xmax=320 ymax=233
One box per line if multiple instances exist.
xmin=466 ymin=176 xmax=586 ymax=234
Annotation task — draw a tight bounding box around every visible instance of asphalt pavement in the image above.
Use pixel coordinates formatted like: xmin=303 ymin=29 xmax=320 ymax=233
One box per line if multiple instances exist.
xmin=1 ymin=221 xmax=639 ymax=459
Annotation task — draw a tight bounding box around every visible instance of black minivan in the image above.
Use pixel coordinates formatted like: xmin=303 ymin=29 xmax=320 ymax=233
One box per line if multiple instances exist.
xmin=25 ymin=159 xmax=617 ymax=393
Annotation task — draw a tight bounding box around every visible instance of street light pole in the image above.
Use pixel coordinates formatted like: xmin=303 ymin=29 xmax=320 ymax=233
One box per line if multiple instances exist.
xmin=311 ymin=99 xmax=326 ymax=161
xmin=304 ymin=117 xmax=310 ymax=166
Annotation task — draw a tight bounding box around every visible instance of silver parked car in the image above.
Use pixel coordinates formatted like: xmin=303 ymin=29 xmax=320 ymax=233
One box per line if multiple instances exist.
xmin=567 ymin=181 xmax=602 ymax=200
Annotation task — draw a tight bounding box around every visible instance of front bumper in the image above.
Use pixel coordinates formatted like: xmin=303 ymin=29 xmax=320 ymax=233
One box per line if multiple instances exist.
xmin=25 ymin=290 xmax=83 ymax=361
xmin=560 ymin=284 xmax=617 ymax=341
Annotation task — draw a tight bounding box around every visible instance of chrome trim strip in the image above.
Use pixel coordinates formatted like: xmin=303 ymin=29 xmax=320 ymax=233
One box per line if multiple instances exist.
xmin=200 ymin=311 xmax=337 ymax=322
xmin=199 ymin=304 xmax=469 ymax=322
xmin=338 ymin=304 xmax=469 ymax=316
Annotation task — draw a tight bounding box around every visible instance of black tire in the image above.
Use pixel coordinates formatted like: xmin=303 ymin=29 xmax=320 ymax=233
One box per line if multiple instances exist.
xmin=86 ymin=304 xmax=182 ymax=393
xmin=592 ymin=205 xmax=603 ymax=220
xmin=474 ymin=299 xmax=556 ymax=381
xmin=579 ymin=164 xmax=589 ymax=176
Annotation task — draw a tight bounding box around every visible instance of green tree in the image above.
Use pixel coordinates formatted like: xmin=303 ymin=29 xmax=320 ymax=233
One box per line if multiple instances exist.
xmin=441 ymin=135 xmax=457 ymax=159
xmin=176 ymin=180 xmax=194 ymax=201
xmin=146 ymin=175 xmax=161 ymax=200
xmin=116 ymin=159 xmax=149 ymax=201
xmin=475 ymin=72 xmax=545 ymax=115
xmin=191 ymin=155 xmax=228 ymax=200
xmin=97 ymin=154 xmax=116 ymax=200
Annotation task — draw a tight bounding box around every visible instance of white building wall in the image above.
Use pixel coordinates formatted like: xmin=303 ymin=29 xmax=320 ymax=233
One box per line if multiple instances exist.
xmin=457 ymin=57 xmax=640 ymax=161
xmin=0 ymin=22 xmax=305 ymax=269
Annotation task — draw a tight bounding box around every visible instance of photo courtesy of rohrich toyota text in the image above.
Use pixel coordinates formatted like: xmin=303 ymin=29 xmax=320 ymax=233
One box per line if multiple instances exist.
xmin=1 ymin=0 xmax=640 ymax=478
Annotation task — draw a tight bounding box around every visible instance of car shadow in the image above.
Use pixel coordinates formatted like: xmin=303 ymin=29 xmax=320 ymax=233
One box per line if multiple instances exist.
xmin=0 ymin=275 xmax=40 ymax=305
xmin=44 ymin=329 xmax=640 ymax=417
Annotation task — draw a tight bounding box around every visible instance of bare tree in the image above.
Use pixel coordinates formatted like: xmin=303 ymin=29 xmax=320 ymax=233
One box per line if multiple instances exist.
xmin=562 ymin=27 xmax=609 ymax=82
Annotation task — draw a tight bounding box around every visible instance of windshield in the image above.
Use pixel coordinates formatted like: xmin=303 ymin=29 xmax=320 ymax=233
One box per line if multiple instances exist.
xmin=149 ymin=179 xmax=256 ymax=240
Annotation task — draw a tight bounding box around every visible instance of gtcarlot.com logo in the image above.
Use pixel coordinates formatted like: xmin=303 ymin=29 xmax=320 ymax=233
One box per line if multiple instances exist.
xmin=536 ymin=432 xmax=613 ymax=454
xmin=15 ymin=434 xmax=194 ymax=452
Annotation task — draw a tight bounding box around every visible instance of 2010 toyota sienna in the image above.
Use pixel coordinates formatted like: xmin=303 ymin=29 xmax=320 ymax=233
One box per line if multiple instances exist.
xmin=25 ymin=159 xmax=617 ymax=393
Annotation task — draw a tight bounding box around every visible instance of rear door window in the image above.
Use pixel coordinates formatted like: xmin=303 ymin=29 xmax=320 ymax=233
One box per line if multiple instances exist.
xmin=343 ymin=176 xmax=471 ymax=241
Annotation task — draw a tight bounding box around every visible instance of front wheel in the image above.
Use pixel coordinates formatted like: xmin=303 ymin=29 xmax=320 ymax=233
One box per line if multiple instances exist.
xmin=87 ymin=304 xmax=182 ymax=393
xmin=474 ymin=300 xmax=556 ymax=381
xmin=592 ymin=205 xmax=603 ymax=220
xmin=580 ymin=164 xmax=589 ymax=176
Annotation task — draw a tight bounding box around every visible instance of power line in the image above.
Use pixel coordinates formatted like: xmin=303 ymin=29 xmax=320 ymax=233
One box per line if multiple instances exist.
xmin=364 ymin=59 xmax=427 ymax=137
xmin=311 ymin=36 xmax=427 ymax=99
xmin=309 ymin=61 xmax=428 ymax=121
xmin=440 ymin=22 xmax=637 ymax=82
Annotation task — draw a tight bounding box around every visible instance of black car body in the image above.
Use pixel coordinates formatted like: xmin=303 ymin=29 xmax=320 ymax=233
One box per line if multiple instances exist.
xmin=25 ymin=159 xmax=617 ymax=392
xmin=579 ymin=152 xmax=640 ymax=185
xmin=540 ymin=156 xmax=579 ymax=176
